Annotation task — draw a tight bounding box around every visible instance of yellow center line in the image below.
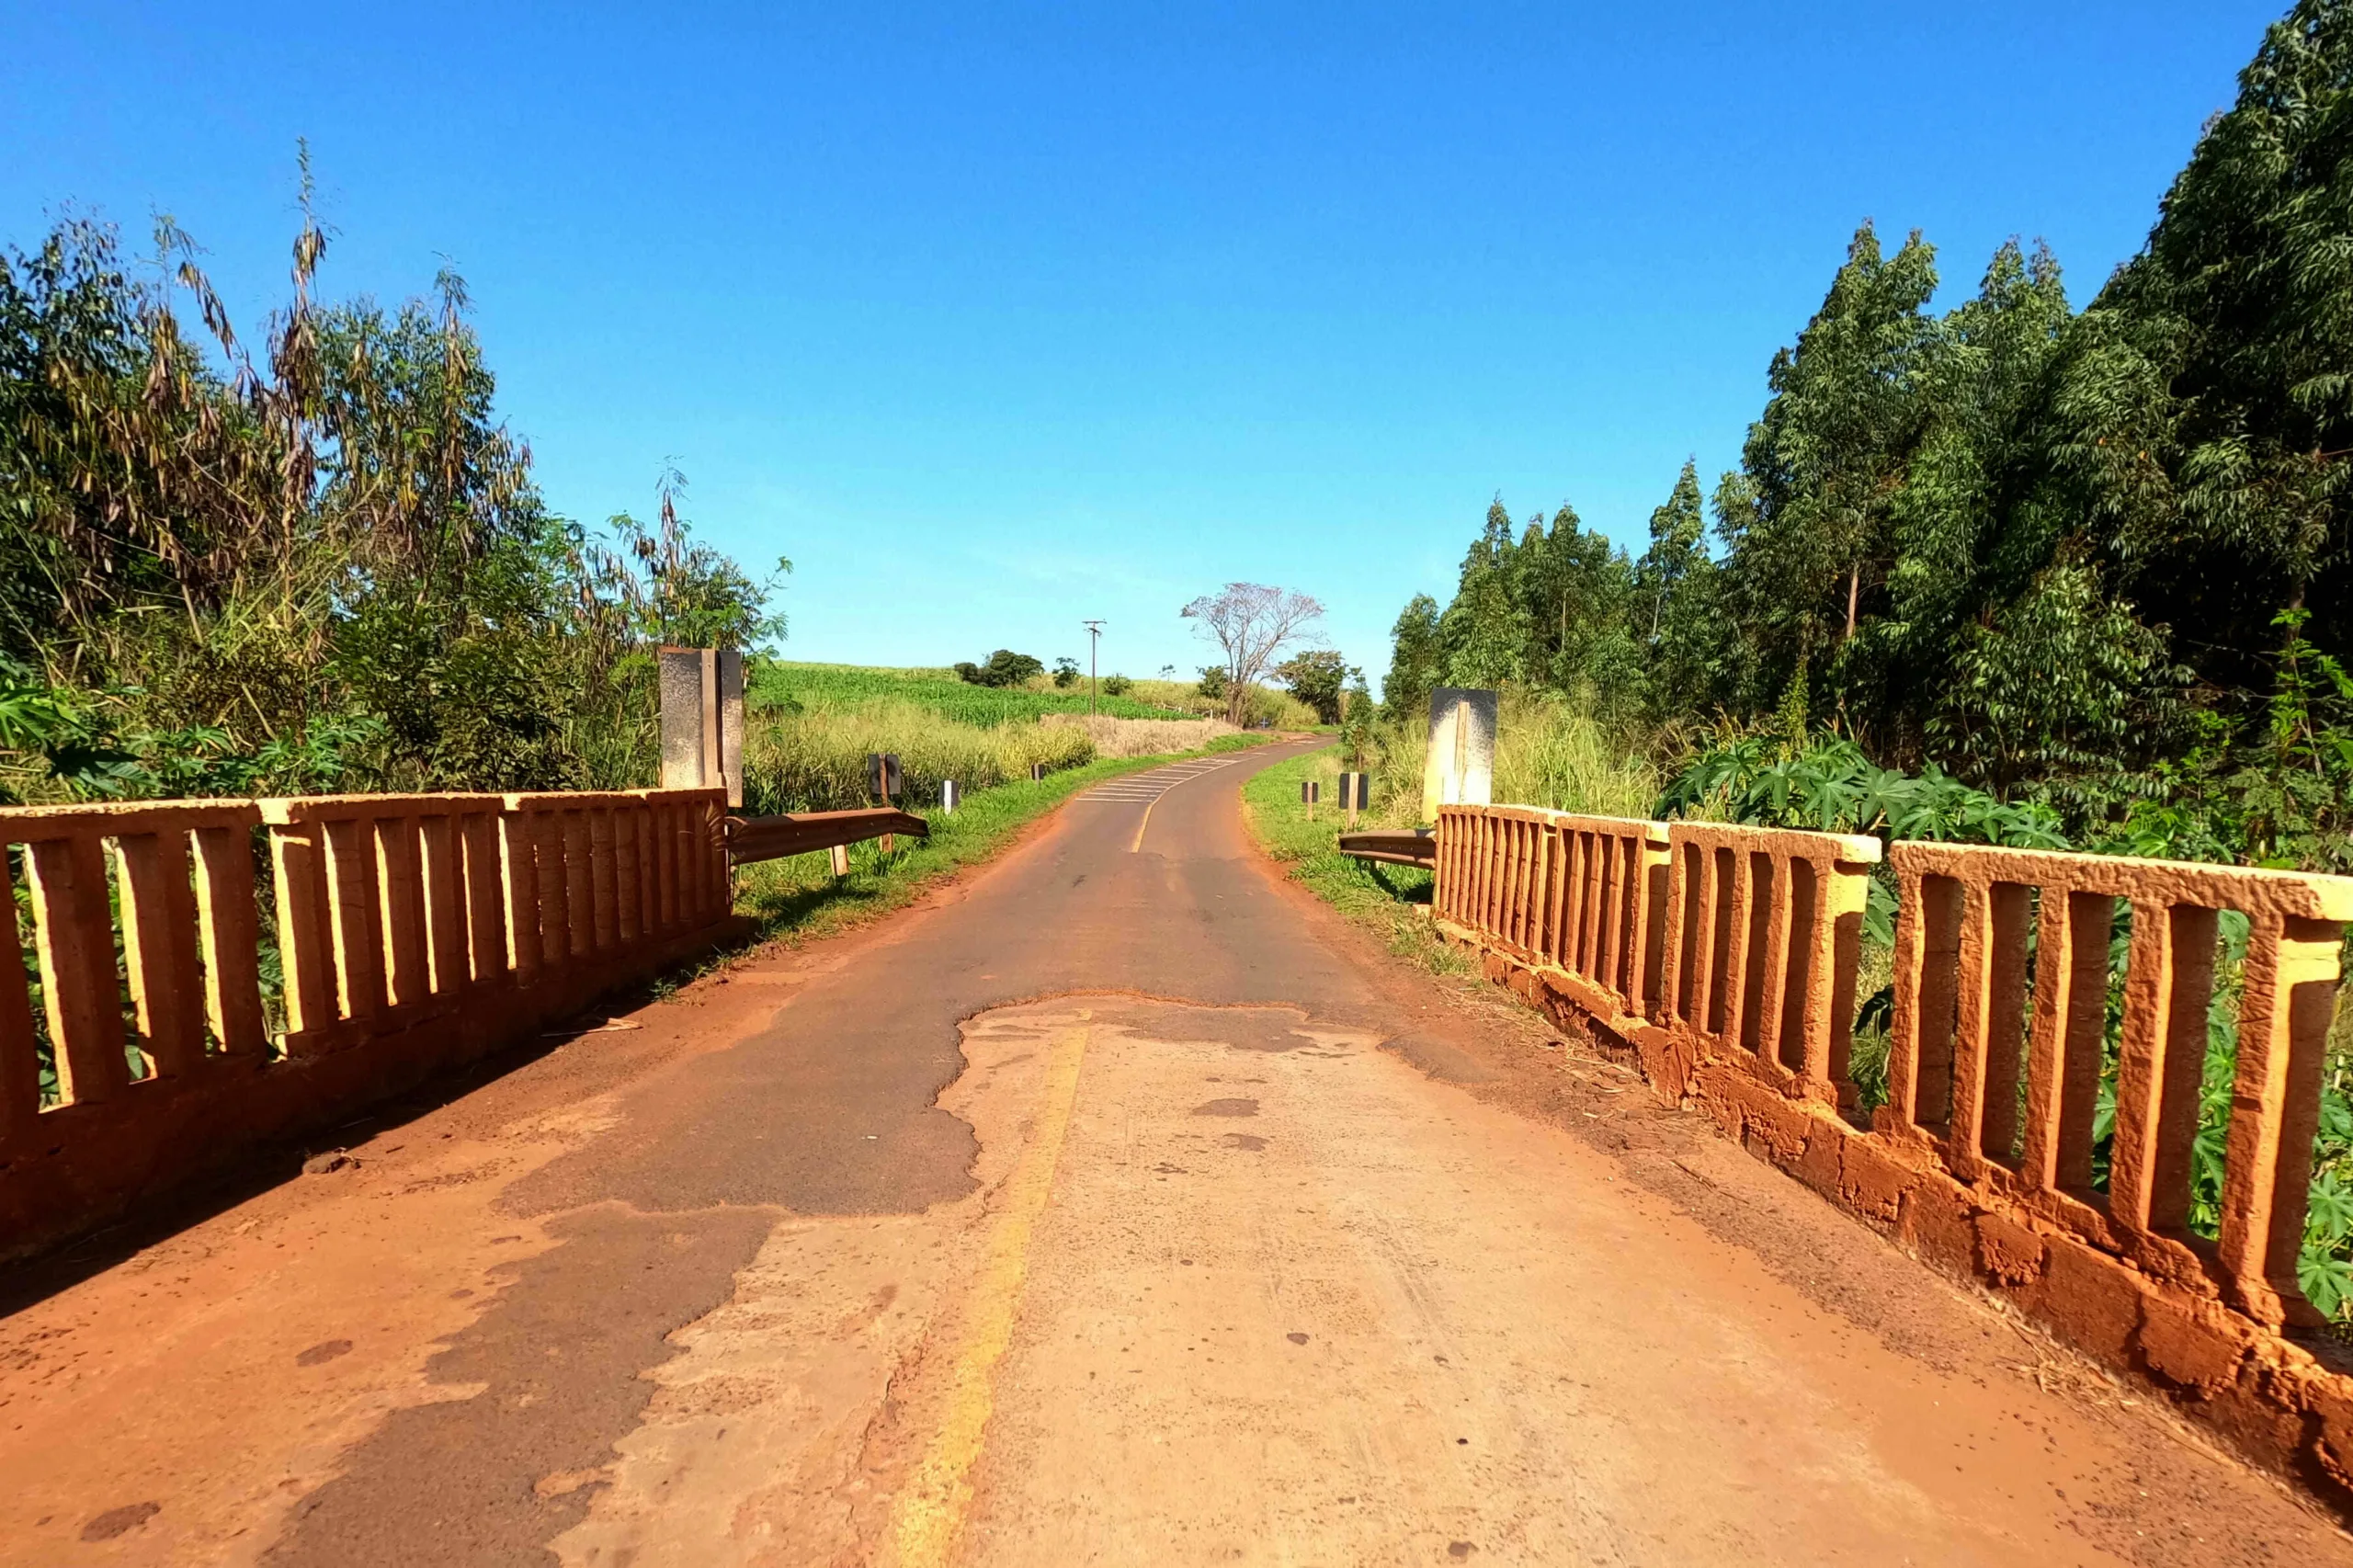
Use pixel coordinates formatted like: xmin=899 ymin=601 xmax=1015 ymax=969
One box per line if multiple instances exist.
xmin=884 ymin=1017 xmax=1093 ymax=1568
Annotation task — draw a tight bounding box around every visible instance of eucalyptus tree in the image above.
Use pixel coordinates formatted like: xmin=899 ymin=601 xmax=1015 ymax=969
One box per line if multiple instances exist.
xmin=1730 ymin=222 xmax=1940 ymax=699
xmin=2064 ymin=0 xmax=2353 ymax=690
xmin=1633 ymin=460 xmax=1706 ymax=645
xmin=1381 ymin=594 xmax=1444 ymax=722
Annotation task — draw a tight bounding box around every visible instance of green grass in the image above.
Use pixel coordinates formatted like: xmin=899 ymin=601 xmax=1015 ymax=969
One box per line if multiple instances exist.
xmin=1238 ymin=744 xmax=1468 ymax=975
xmin=731 ymin=735 xmax=1268 ymax=949
xmin=751 ymin=659 xmax=1199 ymax=724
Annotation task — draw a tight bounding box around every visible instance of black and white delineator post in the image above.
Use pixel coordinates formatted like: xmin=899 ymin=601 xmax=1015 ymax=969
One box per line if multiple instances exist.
xmin=1300 ymin=778 xmax=1321 ymax=821
xmin=658 ymin=646 xmax=745 ymax=807
xmin=1336 ymin=770 xmax=1370 ymax=828
xmin=940 ymin=779 xmax=961 ymax=814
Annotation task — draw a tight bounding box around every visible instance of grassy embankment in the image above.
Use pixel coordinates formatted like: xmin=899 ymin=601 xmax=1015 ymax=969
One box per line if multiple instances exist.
xmin=1239 ymin=745 xmax=1464 ymax=975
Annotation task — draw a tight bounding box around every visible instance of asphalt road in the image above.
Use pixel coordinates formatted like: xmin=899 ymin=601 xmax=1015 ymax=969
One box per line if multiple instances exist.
xmin=2 ymin=739 xmax=2347 ymax=1566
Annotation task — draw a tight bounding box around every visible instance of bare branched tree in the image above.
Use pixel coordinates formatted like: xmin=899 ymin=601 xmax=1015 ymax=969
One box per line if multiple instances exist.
xmin=1180 ymin=583 xmax=1325 ymax=724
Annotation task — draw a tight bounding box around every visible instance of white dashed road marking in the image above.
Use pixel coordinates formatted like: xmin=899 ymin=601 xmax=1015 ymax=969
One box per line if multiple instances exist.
xmin=1067 ymin=756 xmax=1239 ymax=804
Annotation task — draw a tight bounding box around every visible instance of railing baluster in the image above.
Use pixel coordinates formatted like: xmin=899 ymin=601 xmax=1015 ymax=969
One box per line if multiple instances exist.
xmin=499 ymin=806 xmax=542 ymax=981
xmin=1636 ymin=828 xmax=1670 ymax=1019
xmin=679 ymin=800 xmax=706 ymax=923
xmin=1534 ymin=824 xmax=1552 ymax=960
xmin=1 ymin=861 xmax=44 ymax=1140
xmin=654 ymin=801 xmax=680 ymax=930
xmin=562 ymin=810 xmax=597 ymax=959
xmin=191 ymin=823 xmax=265 ymax=1053
xmin=1497 ymin=819 xmax=1518 ymax=947
xmin=589 ymin=809 xmax=620 ymax=951
xmin=1523 ymin=821 xmax=1544 ymax=955
xmin=114 ymin=829 xmax=204 ymax=1077
xmin=1594 ymin=835 xmax=1622 ymax=995
xmin=1519 ymin=820 xmax=1539 ymax=953
xmin=1751 ymin=851 xmax=1792 ymax=1068
xmin=460 ymin=812 xmax=506 ymax=985
xmin=1474 ymin=812 xmax=1484 ymax=929
xmin=267 ymin=816 xmax=337 ymax=1044
xmin=25 ymin=834 xmax=127 ymax=1104
xmin=616 ymin=807 xmax=642 ymax=944
xmin=639 ymin=800 xmax=661 ymax=935
xmin=2109 ymin=901 xmax=2216 ymax=1235
xmin=324 ymin=816 xmax=387 ymax=1025
xmin=1945 ymin=881 xmax=1995 ymax=1163
xmin=1976 ymin=883 xmax=2033 ymax=1165
xmin=418 ymin=813 xmax=466 ymax=996
xmin=1720 ymin=847 xmax=1755 ymax=1051
xmin=534 ymin=809 xmax=572 ymax=969
xmin=2220 ymin=913 xmax=2341 ymax=1324
xmin=1704 ymin=847 xmax=1737 ymax=1041
xmin=377 ymin=814 xmax=430 ymax=1010
xmin=1570 ymin=830 xmax=1590 ymax=971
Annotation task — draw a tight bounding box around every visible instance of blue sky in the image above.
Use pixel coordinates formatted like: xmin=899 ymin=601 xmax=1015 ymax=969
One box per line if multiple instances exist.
xmin=2 ymin=2 xmax=2286 ymax=688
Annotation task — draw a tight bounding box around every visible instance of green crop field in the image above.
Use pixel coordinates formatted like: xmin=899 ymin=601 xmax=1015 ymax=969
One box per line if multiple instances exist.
xmin=749 ymin=659 xmax=1202 ymax=723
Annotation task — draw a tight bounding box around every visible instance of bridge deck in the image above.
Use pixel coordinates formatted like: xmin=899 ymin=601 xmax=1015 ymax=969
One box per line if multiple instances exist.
xmin=1 ymin=740 xmax=2343 ymax=1565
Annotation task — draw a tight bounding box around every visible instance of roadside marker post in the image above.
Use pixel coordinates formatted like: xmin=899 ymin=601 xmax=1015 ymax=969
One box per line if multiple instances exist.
xmin=1336 ymin=771 xmax=1369 ymax=828
xmin=867 ymin=753 xmax=904 ymax=852
xmin=1301 ymin=778 xmax=1321 ymax=822
xmin=940 ymin=779 xmax=961 ymax=814
xmin=1029 ymin=762 xmax=1047 ymax=782
xmin=830 ymin=843 xmax=850 ymax=879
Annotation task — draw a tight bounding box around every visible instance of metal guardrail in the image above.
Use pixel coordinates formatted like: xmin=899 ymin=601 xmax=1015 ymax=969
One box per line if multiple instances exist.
xmin=1335 ymin=827 xmax=1436 ymax=868
xmin=723 ymin=807 xmax=930 ymax=865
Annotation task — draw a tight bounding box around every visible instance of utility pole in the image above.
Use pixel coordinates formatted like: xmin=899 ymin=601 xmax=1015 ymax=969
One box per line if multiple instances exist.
xmin=1084 ymin=619 xmax=1105 ymax=716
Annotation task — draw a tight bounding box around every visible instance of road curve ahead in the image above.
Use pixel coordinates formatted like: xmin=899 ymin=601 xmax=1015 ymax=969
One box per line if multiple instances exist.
xmin=2 ymin=740 xmax=2347 ymax=1567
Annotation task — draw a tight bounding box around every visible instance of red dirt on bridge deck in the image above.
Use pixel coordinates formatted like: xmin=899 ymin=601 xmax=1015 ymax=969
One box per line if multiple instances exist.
xmin=0 ymin=742 xmax=2346 ymax=1565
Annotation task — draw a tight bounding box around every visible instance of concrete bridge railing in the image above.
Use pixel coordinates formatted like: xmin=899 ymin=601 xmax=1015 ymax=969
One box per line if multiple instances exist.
xmin=1 ymin=787 xmax=744 ymax=1260
xmin=1433 ymin=801 xmax=2353 ymax=1505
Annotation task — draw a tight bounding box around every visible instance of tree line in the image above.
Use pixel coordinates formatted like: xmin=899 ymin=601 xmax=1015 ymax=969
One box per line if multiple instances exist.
xmin=1381 ymin=0 xmax=2353 ymax=872
xmin=0 ymin=158 xmax=783 ymax=804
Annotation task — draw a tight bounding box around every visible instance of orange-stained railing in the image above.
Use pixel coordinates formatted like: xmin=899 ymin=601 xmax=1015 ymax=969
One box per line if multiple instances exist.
xmin=4 ymin=800 xmax=270 ymax=1129
xmin=1881 ymin=841 xmax=2353 ymax=1328
xmin=1655 ymin=821 xmax=1880 ymax=1112
xmin=1435 ymin=806 xmax=1669 ymax=1027
xmin=1432 ymin=803 xmax=2353 ymax=1331
xmin=256 ymin=790 xmax=729 ymax=1057
xmin=1 ymin=788 xmax=734 ymax=1254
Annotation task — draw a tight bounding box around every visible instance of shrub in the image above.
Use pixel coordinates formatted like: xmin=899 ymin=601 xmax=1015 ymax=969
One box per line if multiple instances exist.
xmin=954 ymin=650 xmax=1045 ymax=688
